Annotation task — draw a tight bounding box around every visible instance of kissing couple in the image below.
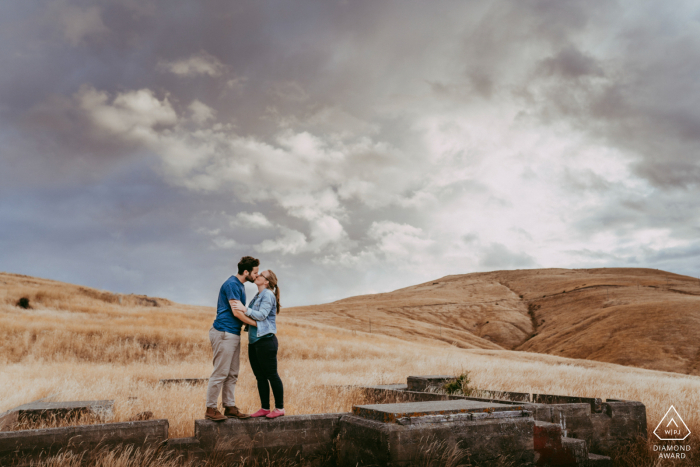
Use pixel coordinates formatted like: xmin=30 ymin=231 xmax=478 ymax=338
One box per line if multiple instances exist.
xmin=204 ymin=256 xmax=284 ymax=422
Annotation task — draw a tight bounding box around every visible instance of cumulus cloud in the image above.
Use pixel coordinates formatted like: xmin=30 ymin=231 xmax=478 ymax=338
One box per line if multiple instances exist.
xmin=159 ymin=51 xmax=225 ymax=77
xmin=188 ymin=100 xmax=215 ymax=124
xmin=2 ymin=0 xmax=700 ymax=306
xmin=256 ymin=228 xmax=307 ymax=255
xmin=369 ymin=221 xmax=433 ymax=261
xmin=77 ymin=86 xmax=177 ymax=143
xmin=234 ymin=212 xmax=273 ymax=229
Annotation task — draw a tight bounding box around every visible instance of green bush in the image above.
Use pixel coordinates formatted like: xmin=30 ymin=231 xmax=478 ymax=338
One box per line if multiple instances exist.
xmin=443 ymin=371 xmax=472 ymax=396
xmin=17 ymin=297 xmax=30 ymax=309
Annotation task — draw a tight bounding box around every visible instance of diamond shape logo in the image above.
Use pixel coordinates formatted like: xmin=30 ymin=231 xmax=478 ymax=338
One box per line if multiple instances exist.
xmin=654 ymin=406 xmax=691 ymax=441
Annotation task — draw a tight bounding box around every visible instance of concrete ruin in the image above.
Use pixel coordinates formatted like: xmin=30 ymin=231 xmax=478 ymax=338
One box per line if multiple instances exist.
xmin=0 ymin=399 xmax=114 ymax=432
xmin=159 ymin=378 xmax=209 ymax=386
xmin=0 ymin=375 xmax=647 ymax=466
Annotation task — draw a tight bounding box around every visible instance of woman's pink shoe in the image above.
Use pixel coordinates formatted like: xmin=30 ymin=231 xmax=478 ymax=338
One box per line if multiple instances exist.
xmin=250 ymin=408 xmax=270 ymax=418
xmin=266 ymin=409 xmax=285 ymax=419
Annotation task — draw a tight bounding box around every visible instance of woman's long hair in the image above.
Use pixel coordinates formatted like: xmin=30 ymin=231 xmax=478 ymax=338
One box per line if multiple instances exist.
xmin=265 ymin=270 xmax=281 ymax=314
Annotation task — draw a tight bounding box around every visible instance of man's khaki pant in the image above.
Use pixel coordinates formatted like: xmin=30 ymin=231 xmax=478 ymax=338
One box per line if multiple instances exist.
xmin=206 ymin=327 xmax=241 ymax=409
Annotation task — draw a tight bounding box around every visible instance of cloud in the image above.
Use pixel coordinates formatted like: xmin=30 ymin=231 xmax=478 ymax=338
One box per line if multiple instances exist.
xmin=234 ymin=212 xmax=274 ymax=229
xmin=52 ymin=4 xmax=109 ymax=46
xmin=77 ymin=86 xmax=178 ymax=143
xmin=478 ymin=243 xmax=537 ymax=269
xmin=368 ymin=221 xmax=433 ymax=260
xmin=159 ymin=51 xmax=225 ymax=77
xmin=256 ymin=228 xmax=307 ymax=255
xmin=188 ymin=100 xmax=215 ymax=124
xmin=2 ymin=0 xmax=700 ymax=307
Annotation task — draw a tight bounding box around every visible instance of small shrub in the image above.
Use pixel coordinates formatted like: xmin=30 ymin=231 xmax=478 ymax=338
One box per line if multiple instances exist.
xmin=443 ymin=371 xmax=472 ymax=396
xmin=17 ymin=297 xmax=30 ymax=309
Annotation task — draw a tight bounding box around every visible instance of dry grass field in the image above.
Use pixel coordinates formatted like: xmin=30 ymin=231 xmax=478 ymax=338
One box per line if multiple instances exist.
xmin=1 ymin=270 xmax=700 ymax=465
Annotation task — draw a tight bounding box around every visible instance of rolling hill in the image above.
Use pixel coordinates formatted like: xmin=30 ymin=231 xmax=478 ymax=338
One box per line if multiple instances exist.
xmin=287 ymin=268 xmax=700 ymax=376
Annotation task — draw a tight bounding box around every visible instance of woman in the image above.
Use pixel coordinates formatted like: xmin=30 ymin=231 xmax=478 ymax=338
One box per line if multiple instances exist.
xmin=231 ymin=270 xmax=284 ymax=419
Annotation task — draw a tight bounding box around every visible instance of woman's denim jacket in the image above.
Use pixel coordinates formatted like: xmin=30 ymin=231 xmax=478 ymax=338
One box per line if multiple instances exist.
xmin=245 ymin=288 xmax=277 ymax=338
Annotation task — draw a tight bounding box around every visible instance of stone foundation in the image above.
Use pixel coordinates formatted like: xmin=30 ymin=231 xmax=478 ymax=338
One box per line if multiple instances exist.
xmin=2 ymin=375 xmax=646 ymax=466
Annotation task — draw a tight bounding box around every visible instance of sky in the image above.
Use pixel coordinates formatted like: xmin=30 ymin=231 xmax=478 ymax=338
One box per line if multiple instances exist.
xmin=1 ymin=0 xmax=699 ymax=307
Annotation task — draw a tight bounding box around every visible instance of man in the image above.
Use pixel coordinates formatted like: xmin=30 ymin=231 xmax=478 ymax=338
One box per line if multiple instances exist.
xmin=205 ymin=255 xmax=259 ymax=421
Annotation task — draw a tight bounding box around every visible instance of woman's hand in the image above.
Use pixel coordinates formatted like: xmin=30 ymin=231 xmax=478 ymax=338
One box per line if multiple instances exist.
xmin=232 ymin=307 xmax=257 ymax=326
xmin=231 ymin=300 xmax=247 ymax=312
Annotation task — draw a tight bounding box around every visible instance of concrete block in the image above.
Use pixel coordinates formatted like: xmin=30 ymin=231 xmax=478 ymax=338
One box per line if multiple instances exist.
xmin=166 ymin=437 xmax=205 ymax=463
xmin=523 ymin=403 xmax=553 ymax=422
xmin=549 ymin=404 xmax=594 ymax=441
xmin=0 ymin=400 xmax=114 ymax=431
xmin=588 ymin=452 xmax=613 ymax=466
xmin=561 ymin=438 xmax=588 ymax=466
xmin=0 ymin=419 xmax=168 ymax=464
xmin=363 ymin=384 xmax=408 ymax=391
xmin=397 ymin=409 xmax=531 ymax=426
xmin=353 ymin=399 xmax=525 ymax=424
xmin=589 ymin=401 xmax=647 ymax=456
xmin=533 ymin=394 xmax=603 ymax=413
xmin=159 ymin=378 xmax=208 ymax=386
xmin=338 ymin=412 xmax=535 ymax=467
xmin=534 ymin=421 xmax=589 ymax=466
xmin=406 ymin=375 xmax=453 ymax=392
xmin=195 ymin=413 xmax=343 ymax=462
xmin=0 ymin=411 xmax=19 ymax=432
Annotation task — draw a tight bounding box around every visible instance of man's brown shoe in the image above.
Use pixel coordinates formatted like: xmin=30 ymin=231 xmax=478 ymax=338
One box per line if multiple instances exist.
xmin=205 ymin=407 xmax=227 ymax=422
xmin=224 ymin=406 xmax=251 ymax=419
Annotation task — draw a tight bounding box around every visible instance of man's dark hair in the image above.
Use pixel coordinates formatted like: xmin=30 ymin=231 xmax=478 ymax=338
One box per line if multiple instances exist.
xmin=238 ymin=256 xmax=260 ymax=275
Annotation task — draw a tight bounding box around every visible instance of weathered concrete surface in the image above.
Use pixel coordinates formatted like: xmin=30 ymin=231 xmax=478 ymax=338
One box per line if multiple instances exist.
xmin=561 ymin=438 xmax=587 ymax=466
xmin=588 ymin=452 xmax=613 ymax=466
xmin=353 ymin=400 xmax=525 ymax=424
xmin=337 ymin=412 xmax=535 ymax=467
xmin=159 ymin=378 xmax=209 ymax=386
xmin=195 ymin=413 xmax=342 ymax=464
xmin=533 ymin=421 xmax=611 ymax=467
xmin=360 ymin=378 xmax=647 ymax=459
xmin=0 ymin=411 xmax=19 ymax=432
xmin=590 ymin=401 xmax=647 ymax=456
xmin=533 ymin=394 xmax=603 ymax=413
xmin=0 ymin=419 xmax=168 ymax=464
xmin=527 ymin=400 xmax=646 ymax=458
xmin=406 ymin=375 xmax=453 ymax=392
xmin=0 ymin=400 xmax=114 ymax=431
xmin=166 ymin=437 xmax=205 ymax=463
xmin=397 ymin=409 xmax=531 ymax=426
xmin=361 ymin=383 xmax=530 ymax=407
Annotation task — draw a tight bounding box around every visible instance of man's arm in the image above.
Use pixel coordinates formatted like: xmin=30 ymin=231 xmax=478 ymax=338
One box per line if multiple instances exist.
xmin=232 ymin=307 xmax=257 ymax=326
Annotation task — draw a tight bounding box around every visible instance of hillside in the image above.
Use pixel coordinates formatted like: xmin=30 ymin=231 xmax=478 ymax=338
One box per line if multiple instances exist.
xmin=1 ymin=268 xmax=700 ymax=448
xmin=287 ymin=268 xmax=700 ymax=376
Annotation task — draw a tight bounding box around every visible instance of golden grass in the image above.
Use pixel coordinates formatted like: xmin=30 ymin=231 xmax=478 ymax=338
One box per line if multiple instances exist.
xmin=1 ymin=271 xmax=700 ymax=463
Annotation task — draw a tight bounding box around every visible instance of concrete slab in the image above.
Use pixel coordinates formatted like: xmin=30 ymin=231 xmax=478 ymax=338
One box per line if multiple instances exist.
xmin=0 ymin=419 xmax=168 ymax=465
xmin=533 ymin=393 xmax=603 ymax=413
xmin=353 ymin=399 xmax=524 ymax=423
xmin=338 ymin=413 xmax=535 ymax=467
xmin=362 ymin=384 xmax=408 ymax=391
xmin=195 ymin=413 xmax=343 ymax=462
xmin=397 ymin=409 xmax=532 ymax=426
xmin=406 ymin=375 xmax=453 ymax=392
xmin=159 ymin=378 xmax=208 ymax=386
xmin=0 ymin=400 xmax=114 ymax=431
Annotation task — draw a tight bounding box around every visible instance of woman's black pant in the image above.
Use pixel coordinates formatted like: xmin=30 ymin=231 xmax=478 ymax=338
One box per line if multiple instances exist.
xmin=248 ymin=335 xmax=284 ymax=410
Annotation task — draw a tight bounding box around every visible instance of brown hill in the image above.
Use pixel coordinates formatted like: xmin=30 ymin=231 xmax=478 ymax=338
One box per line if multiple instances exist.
xmin=287 ymin=268 xmax=700 ymax=376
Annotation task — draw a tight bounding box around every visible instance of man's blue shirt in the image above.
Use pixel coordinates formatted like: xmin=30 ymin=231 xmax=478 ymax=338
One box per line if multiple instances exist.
xmin=213 ymin=276 xmax=246 ymax=335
